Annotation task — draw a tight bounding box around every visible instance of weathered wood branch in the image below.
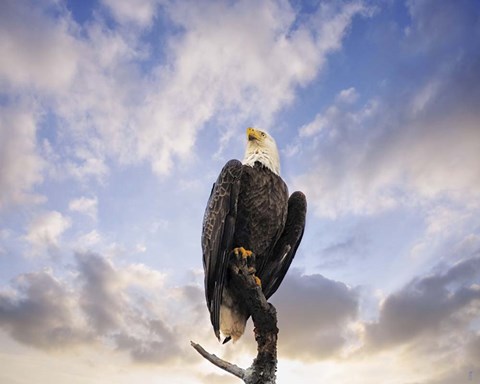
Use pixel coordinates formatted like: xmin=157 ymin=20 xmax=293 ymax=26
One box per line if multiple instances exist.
xmin=191 ymin=251 xmax=278 ymax=384
xmin=190 ymin=341 xmax=245 ymax=379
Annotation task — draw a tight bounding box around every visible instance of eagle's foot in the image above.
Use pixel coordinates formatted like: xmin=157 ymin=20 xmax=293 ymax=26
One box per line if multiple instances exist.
xmin=233 ymin=247 xmax=255 ymax=270
xmin=233 ymin=247 xmax=253 ymax=259
xmin=231 ymin=248 xmax=259 ymax=287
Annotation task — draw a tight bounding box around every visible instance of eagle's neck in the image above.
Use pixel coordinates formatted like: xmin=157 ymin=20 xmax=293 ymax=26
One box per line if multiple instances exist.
xmin=243 ymin=148 xmax=280 ymax=175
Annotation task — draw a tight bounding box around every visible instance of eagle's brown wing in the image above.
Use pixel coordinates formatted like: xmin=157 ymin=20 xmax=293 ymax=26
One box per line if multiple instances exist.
xmin=259 ymin=191 xmax=307 ymax=299
xmin=201 ymin=159 xmax=242 ymax=340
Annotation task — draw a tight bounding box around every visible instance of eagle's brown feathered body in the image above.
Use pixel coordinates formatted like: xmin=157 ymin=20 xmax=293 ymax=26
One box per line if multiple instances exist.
xmin=202 ymin=129 xmax=306 ymax=342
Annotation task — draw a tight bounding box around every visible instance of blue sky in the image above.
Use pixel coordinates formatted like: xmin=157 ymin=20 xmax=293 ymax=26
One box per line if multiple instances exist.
xmin=1 ymin=0 xmax=480 ymax=383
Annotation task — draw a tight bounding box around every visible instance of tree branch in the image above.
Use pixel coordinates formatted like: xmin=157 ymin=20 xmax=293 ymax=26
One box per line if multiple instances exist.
xmin=192 ymin=251 xmax=278 ymax=384
xmin=190 ymin=341 xmax=245 ymax=379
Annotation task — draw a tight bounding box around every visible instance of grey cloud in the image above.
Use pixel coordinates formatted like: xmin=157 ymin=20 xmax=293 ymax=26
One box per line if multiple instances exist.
xmin=76 ymin=252 xmax=186 ymax=362
xmin=114 ymin=319 xmax=180 ymax=364
xmin=365 ymin=257 xmax=480 ymax=350
xmin=466 ymin=334 xmax=480 ymax=366
xmin=0 ymin=271 xmax=90 ymax=349
xmin=318 ymin=232 xmax=369 ymax=269
xmin=178 ymin=284 xmax=209 ymax=326
xmin=0 ymin=251 xmax=192 ymax=365
xmin=450 ymin=336 xmax=480 ymax=367
xmin=271 ymin=271 xmax=359 ymax=360
xmin=76 ymin=252 xmax=123 ymax=333
xmin=322 ymin=237 xmax=358 ymax=255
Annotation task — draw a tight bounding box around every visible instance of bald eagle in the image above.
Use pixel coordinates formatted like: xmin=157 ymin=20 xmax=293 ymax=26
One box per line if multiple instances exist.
xmin=202 ymin=127 xmax=307 ymax=343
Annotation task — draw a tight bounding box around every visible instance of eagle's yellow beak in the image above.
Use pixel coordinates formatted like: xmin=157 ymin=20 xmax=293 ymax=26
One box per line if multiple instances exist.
xmin=247 ymin=127 xmax=261 ymax=142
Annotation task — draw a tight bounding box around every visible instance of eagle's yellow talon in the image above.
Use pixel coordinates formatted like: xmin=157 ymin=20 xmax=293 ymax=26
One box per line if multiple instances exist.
xmin=254 ymin=275 xmax=262 ymax=287
xmin=233 ymin=247 xmax=253 ymax=259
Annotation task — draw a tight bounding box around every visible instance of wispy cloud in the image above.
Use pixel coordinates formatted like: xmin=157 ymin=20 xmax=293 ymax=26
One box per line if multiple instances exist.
xmin=24 ymin=211 xmax=71 ymax=256
xmin=69 ymin=196 xmax=98 ymax=220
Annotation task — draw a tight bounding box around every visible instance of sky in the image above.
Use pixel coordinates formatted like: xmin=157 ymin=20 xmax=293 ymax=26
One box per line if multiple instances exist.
xmin=1 ymin=0 xmax=480 ymax=383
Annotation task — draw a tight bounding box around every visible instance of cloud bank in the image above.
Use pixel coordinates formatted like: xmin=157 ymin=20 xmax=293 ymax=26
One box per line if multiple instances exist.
xmin=0 ymin=252 xmax=202 ymax=364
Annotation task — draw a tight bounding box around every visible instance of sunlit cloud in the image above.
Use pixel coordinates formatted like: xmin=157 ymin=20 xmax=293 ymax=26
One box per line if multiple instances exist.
xmin=0 ymin=0 xmax=479 ymax=383
xmin=0 ymin=251 xmax=203 ymax=365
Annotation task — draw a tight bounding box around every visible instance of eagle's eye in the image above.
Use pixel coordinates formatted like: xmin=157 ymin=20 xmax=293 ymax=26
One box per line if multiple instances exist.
xmin=261 ymin=132 xmax=266 ymax=137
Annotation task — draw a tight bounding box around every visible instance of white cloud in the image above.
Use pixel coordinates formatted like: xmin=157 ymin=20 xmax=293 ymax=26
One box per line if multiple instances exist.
xmin=299 ymin=106 xmax=334 ymax=137
xmin=1 ymin=1 xmax=139 ymax=184
xmin=0 ymin=106 xmax=45 ymax=210
xmin=295 ymin=99 xmax=386 ymax=217
xmin=65 ymin=147 xmax=109 ymax=183
xmin=25 ymin=211 xmax=71 ymax=255
xmin=295 ymin=71 xmax=480 ymax=219
xmin=133 ymin=0 xmax=369 ymax=174
xmin=424 ymin=205 xmax=470 ymax=236
xmin=394 ymin=115 xmax=480 ymax=202
xmin=0 ymin=0 xmax=370 ymax=187
xmin=0 ymin=0 xmax=78 ymax=93
xmin=299 ymin=87 xmax=374 ymax=138
xmin=75 ymin=230 xmax=102 ymax=250
xmin=101 ymin=0 xmax=159 ymax=27
xmin=336 ymin=87 xmax=359 ymax=104
xmin=68 ymin=196 xmax=98 ymax=220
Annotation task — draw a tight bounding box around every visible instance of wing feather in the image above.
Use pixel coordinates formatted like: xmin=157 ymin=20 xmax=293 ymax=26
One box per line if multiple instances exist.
xmin=201 ymin=159 xmax=242 ymax=339
xmin=260 ymin=191 xmax=307 ymax=299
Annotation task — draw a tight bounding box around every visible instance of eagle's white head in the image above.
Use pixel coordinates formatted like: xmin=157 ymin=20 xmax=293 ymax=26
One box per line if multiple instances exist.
xmin=242 ymin=127 xmax=280 ymax=175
